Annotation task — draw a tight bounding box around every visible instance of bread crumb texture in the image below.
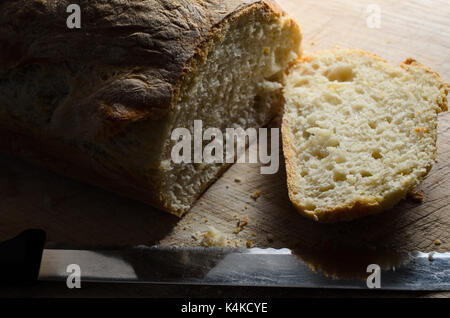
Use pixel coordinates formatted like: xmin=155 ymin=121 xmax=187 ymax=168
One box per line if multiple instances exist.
xmin=283 ymin=48 xmax=449 ymax=222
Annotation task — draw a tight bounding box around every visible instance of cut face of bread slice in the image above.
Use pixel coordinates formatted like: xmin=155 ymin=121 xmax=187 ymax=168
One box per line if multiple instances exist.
xmin=152 ymin=6 xmax=302 ymax=214
xmin=282 ymin=48 xmax=448 ymax=222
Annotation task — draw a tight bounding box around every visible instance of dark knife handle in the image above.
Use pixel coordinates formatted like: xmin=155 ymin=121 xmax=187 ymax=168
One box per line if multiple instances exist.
xmin=0 ymin=229 xmax=46 ymax=283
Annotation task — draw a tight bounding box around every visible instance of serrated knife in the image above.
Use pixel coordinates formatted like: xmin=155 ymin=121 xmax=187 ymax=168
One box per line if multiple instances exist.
xmin=1 ymin=229 xmax=449 ymax=290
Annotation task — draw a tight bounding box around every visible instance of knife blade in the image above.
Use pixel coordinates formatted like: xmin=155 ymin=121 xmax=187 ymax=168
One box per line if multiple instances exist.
xmin=2 ymin=230 xmax=449 ymax=290
xmin=38 ymin=246 xmax=450 ymax=290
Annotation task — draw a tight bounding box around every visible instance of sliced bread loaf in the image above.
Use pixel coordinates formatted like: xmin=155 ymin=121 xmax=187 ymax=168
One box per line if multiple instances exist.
xmin=282 ymin=48 xmax=448 ymax=222
xmin=0 ymin=0 xmax=302 ymax=216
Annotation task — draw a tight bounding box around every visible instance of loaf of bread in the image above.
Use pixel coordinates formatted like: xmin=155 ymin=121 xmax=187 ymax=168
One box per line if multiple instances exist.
xmin=0 ymin=0 xmax=302 ymax=216
xmin=282 ymin=48 xmax=448 ymax=222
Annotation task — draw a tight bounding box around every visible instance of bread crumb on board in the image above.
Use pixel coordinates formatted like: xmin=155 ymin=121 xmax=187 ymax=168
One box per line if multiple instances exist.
xmin=233 ymin=215 xmax=249 ymax=234
xmin=407 ymin=190 xmax=424 ymax=203
xmin=234 ymin=178 xmax=241 ymax=183
xmin=198 ymin=226 xmax=227 ymax=247
xmin=251 ymin=190 xmax=262 ymax=200
xmin=193 ymin=225 xmax=253 ymax=248
xmin=434 ymin=239 xmax=442 ymax=246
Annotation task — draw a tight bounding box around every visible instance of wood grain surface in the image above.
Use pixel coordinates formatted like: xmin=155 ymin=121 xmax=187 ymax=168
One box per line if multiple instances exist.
xmin=0 ymin=0 xmax=449 ymax=297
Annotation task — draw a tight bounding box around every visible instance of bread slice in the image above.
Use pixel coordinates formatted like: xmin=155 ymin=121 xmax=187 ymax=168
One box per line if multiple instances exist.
xmin=0 ymin=0 xmax=301 ymax=216
xmin=282 ymin=48 xmax=448 ymax=222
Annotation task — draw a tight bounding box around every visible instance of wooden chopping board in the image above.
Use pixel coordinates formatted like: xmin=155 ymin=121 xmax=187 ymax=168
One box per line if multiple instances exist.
xmin=0 ymin=0 xmax=449 ymax=292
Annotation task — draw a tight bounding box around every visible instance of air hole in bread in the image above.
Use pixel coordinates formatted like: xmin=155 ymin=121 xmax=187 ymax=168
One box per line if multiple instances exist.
xmin=371 ymin=94 xmax=382 ymax=102
xmin=352 ymin=104 xmax=364 ymax=111
xmin=302 ymin=130 xmax=311 ymax=139
xmin=360 ymin=171 xmax=372 ymax=177
xmin=311 ymin=148 xmax=329 ymax=160
xmin=335 ymin=155 xmax=346 ymax=163
xmin=333 ymin=171 xmax=347 ymax=182
xmin=319 ymin=184 xmax=335 ymax=192
xmin=325 ymin=65 xmax=355 ymax=82
xmin=372 ymin=150 xmax=382 ymax=159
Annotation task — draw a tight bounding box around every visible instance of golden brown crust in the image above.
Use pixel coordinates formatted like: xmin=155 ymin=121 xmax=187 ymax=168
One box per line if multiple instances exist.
xmin=401 ymin=58 xmax=449 ymax=112
xmin=282 ymin=48 xmax=449 ymax=223
xmin=0 ymin=0 xmax=283 ymax=141
xmin=290 ymin=47 xmax=388 ymax=70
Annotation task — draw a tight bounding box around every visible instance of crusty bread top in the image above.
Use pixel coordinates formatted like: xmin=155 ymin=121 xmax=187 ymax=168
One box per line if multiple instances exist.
xmin=282 ymin=48 xmax=449 ymax=223
xmin=0 ymin=0 xmax=287 ymax=140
